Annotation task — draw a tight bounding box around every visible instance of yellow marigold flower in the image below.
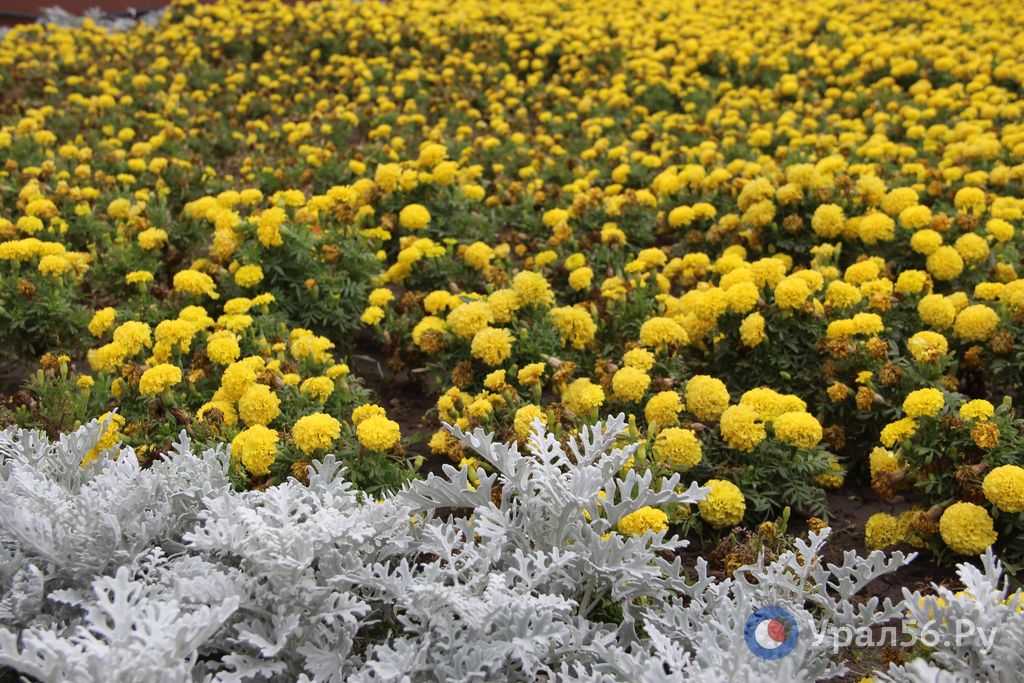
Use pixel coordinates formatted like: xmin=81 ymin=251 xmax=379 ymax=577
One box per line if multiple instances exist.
xmin=918 ymin=294 xmax=956 ymax=329
xmin=257 ymin=207 xmax=286 ymax=247
xmin=301 ymin=376 xmax=335 ymax=403
xmin=953 ymin=304 xmax=999 ymax=342
xmin=464 ymin=241 xmax=495 ymax=270
xmin=955 ymin=233 xmax=989 ymax=263
xmin=238 ymin=383 xmax=281 ymax=427
xmin=698 ymin=479 xmax=746 ymax=528
xmin=926 ymin=246 xmax=964 ymax=281
xmin=894 ymin=270 xmax=929 ymax=295
xmin=645 ymin=390 xmax=683 ymax=428
xmin=483 ymin=369 xmax=507 ymax=391
xmin=568 ymin=266 xmax=594 ymax=291
xmin=773 ymin=276 xmax=811 ymax=310
xmin=399 ymin=203 xmax=431 ymax=230
xmin=82 ymin=412 xmax=126 ymax=466
xmin=173 ymin=269 xmax=219 ymax=299
xmin=910 ymin=228 xmax=943 ymax=255
xmin=668 ymin=205 xmax=696 ymax=228
xmin=844 ymin=260 xmax=880 ymax=285
xmin=773 ymin=411 xmax=822 ymax=449
xmin=126 ymin=270 xmax=153 ymax=285
xmin=959 ymin=399 xmax=994 ymax=422
xmin=986 ymin=218 xmax=1014 ymax=243
xmin=880 ymin=187 xmax=921 ymax=216
xmin=88 ymin=307 xmax=117 ymax=337
xmin=685 ymin=375 xmax=729 ymax=422
xmin=611 ymin=366 xmax=650 ymax=402
xmin=87 ymin=341 xmax=127 ymax=373
xmin=653 ymin=427 xmax=702 ymax=468
xmin=356 ymin=414 xmax=401 ymax=451
xmin=232 ymin=425 xmax=278 ymax=476
xmin=234 ymin=265 xmax=264 ymax=287
xmin=907 ymin=331 xmax=947 ymax=364
xmin=858 ymin=212 xmax=895 ymax=244
xmin=977 ymin=465 xmax=1024 ymax=516
xmin=517 ymin=362 xmax=546 ymax=386
xmin=326 ymin=363 xmax=350 ymax=380
xmin=811 ymin=204 xmax=845 ymax=238
xmin=292 ymin=413 xmax=342 ymax=454
xmin=562 ymin=377 xmax=605 ymax=416
xmin=739 ymin=387 xmax=805 ymax=421
xmin=220 ymin=357 xmax=263 ymax=401
xmin=197 ymin=400 xmax=237 ymax=428
xmin=953 ymin=187 xmax=986 ymax=214
xmin=446 ymin=301 xmax=493 ymax=339
xmin=865 ymin=513 xmax=902 ymax=550
xmin=514 ymin=404 xmax=546 ymax=440
xmin=903 ymin=388 xmax=944 ymax=418
xmin=361 ymin=305 xmax=386 ymax=326
xmin=352 ymin=404 xmax=388 ymax=424
xmin=206 ymin=333 xmax=241 ymax=365
xmin=617 ymin=506 xmax=669 ymax=536
xmin=725 ymin=281 xmax=760 ymax=314
xmin=869 ymin=447 xmax=900 ymax=477
xmin=512 ymin=270 xmax=554 ymax=307
xmin=719 ymin=404 xmax=766 ymax=452
xmin=470 ymin=326 xmax=514 ymax=366
xmin=77 ymin=375 xmax=94 ymax=390
xmin=138 ymin=363 xmax=182 ymax=396
xmin=137 ymin=228 xmax=168 ymax=251
xmin=550 ymin=306 xmax=597 ymax=349
xmin=899 ymin=204 xmax=932 ymax=229
xmin=38 ymin=254 xmax=72 ymax=276
xmin=412 ymin=316 xmax=446 ymax=353
xmin=639 ymin=316 xmax=688 ymax=351
xmin=880 ymin=417 xmax=918 ymax=448
xmin=738 ymin=312 xmax=766 ymax=347
xmin=368 ymin=288 xmax=395 ymax=307
xmin=939 ymin=502 xmax=996 ymax=555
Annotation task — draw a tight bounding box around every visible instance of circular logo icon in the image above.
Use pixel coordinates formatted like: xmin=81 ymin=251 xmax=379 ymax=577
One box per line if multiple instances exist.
xmin=744 ymin=606 xmax=799 ymax=659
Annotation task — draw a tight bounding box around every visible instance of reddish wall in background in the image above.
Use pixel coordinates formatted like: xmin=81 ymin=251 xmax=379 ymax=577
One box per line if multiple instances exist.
xmin=0 ymin=2 xmax=166 ymax=26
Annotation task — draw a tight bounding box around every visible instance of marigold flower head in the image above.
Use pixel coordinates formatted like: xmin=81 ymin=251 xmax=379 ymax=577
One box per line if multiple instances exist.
xmin=953 ymin=304 xmax=999 ymax=342
xmin=232 ymin=425 xmax=278 ymax=476
xmin=562 ymin=377 xmax=605 ymax=416
xmin=238 ymin=383 xmax=281 ymax=426
xmin=773 ymin=411 xmax=822 ymax=449
xmin=685 ymin=375 xmax=729 ymax=422
xmin=638 ymin=316 xmax=688 ymax=351
xmin=514 ymin=404 xmax=546 ymax=440
xmin=939 ymin=502 xmax=996 ymax=555
xmin=399 ymin=203 xmax=431 ymax=230
xmin=356 ymin=414 xmax=401 ymax=451
xmin=611 ymin=366 xmax=651 ymax=402
xmin=617 ymin=506 xmax=668 ymax=536
xmin=653 ymin=427 xmax=702 ymax=468
xmin=698 ymin=479 xmax=746 ymax=528
xmin=301 ymin=376 xmax=335 ymax=403
xmin=907 ymin=331 xmax=947 ymax=364
xmin=292 ymin=413 xmax=342 ymax=454
xmin=898 ymin=385 xmax=943 ymax=417
xmin=959 ymin=399 xmax=994 ymax=422
xmin=139 ymin=363 xmax=182 ymax=396
xmin=865 ymin=513 xmax=902 ymax=550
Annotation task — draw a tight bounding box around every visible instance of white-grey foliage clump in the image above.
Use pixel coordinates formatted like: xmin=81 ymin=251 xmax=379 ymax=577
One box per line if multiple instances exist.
xmin=877 ymin=549 xmax=1024 ymax=683
xmin=0 ymin=414 xmax=1008 ymax=682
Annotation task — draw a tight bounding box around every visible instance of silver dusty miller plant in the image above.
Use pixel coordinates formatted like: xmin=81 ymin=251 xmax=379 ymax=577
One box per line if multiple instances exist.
xmin=876 ymin=549 xmax=1024 ymax=683
xmin=0 ymin=414 xmax=1011 ymax=682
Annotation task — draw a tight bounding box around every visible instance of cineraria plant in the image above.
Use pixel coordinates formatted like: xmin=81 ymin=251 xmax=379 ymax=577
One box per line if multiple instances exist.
xmin=0 ymin=415 xmax=973 ymax=682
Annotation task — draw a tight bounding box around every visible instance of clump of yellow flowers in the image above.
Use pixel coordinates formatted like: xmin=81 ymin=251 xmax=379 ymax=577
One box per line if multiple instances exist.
xmin=4 ymin=0 xmax=1024 ymax=563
